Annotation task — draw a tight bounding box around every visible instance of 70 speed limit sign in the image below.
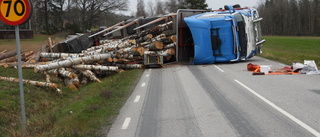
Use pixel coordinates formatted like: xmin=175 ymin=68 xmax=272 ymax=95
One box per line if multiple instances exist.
xmin=0 ymin=0 xmax=32 ymax=26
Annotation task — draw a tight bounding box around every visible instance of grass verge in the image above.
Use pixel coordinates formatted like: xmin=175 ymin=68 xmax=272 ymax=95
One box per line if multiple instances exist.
xmin=0 ymin=68 xmax=143 ymax=136
xmin=259 ymin=36 xmax=320 ymax=68
xmin=0 ymin=34 xmax=66 ymax=51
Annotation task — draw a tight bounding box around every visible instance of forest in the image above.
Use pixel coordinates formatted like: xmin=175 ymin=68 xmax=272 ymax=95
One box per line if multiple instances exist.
xmin=258 ymin=0 xmax=320 ymax=36
xmin=0 ymin=0 xmax=319 ymax=36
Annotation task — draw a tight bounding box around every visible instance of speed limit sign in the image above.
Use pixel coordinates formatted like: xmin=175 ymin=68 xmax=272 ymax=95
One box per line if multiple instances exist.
xmin=0 ymin=0 xmax=32 ymax=26
xmin=0 ymin=0 xmax=32 ymax=135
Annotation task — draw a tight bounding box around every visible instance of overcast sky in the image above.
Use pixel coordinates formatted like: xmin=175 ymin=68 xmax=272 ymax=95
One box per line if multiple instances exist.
xmin=119 ymin=0 xmax=264 ymax=16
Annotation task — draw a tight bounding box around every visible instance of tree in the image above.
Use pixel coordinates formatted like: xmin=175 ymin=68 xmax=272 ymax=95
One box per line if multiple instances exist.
xmin=73 ymin=0 xmax=128 ymax=32
xmin=179 ymin=0 xmax=208 ymax=9
xmin=165 ymin=0 xmax=179 ymax=13
xmin=258 ymin=0 xmax=320 ymax=36
xmin=155 ymin=1 xmax=166 ymax=15
xmin=147 ymin=1 xmax=155 ymax=16
xmin=136 ymin=0 xmax=147 ymax=17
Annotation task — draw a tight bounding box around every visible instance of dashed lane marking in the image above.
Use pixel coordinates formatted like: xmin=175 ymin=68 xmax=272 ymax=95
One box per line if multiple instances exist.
xmin=134 ymin=95 xmax=141 ymax=103
xmin=141 ymin=83 xmax=146 ymax=87
xmin=121 ymin=117 xmax=131 ymax=130
xmin=234 ymin=79 xmax=320 ymax=137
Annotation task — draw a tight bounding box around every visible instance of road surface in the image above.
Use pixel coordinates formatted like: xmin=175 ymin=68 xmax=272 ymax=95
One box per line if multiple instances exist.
xmin=107 ymin=56 xmax=320 ymax=137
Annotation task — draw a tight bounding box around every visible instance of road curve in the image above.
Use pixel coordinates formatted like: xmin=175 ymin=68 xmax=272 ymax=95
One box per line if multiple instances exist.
xmin=107 ymin=57 xmax=320 ymax=137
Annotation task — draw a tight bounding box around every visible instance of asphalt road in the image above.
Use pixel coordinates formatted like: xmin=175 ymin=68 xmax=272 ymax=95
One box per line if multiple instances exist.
xmin=107 ymin=56 xmax=320 ymax=137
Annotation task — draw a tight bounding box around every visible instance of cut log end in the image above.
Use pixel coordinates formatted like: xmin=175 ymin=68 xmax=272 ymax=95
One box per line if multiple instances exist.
xmin=69 ymin=84 xmax=79 ymax=91
xmin=136 ymin=47 xmax=145 ymax=56
xmin=118 ymin=69 xmax=125 ymax=73
xmin=170 ymin=35 xmax=177 ymax=43
xmin=154 ymin=41 xmax=164 ymax=50
xmin=107 ymin=57 xmax=113 ymax=63
xmin=34 ymin=67 xmax=40 ymax=73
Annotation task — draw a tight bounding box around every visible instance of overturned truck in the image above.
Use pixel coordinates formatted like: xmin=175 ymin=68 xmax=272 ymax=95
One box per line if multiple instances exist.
xmin=50 ymin=5 xmax=265 ymax=67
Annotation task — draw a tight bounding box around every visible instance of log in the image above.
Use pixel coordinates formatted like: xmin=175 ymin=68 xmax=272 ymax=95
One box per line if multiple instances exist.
xmin=163 ymin=43 xmax=176 ymax=49
xmin=117 ymin=40 xmax=134 ymax=49
xmin=0 ymin=50 xmax=17 ymax=60
xmin=136 ymin=34 xmax=153 ymax=43
xmin=81 ymin=77 xmax=88 ymax=85
xmin=80 ymin=70 xmax=101 ymax=82
xmin=1 ymin=50 xmax=7 ymax=53
xmin=144 ymin=48 xmax=176 ymax=56
xmin=48 ymin=68 xmax=77 ymax=79
xmin=39 ymin=52 xmax=83 ymax=59
xmin=150 ymin=34 xmax=166 ymax=42
xmin=0 ymin=76 xmax=61 ymax=94
xmin=0 ymin=54 xmax=26 ymax=63
xmin=124 ymin=21 xmax=173 ymax=41
xmin=144 ymin=41 xmax=163 ymax=51
xmin=117 ymin=47 xmax=145 ymax=56
xmin=0 ymin=62 xmax=49 ymax=68
xmin=73 ymin=64 xmax=118 ymax=72
xmin=161 ymin=35 xmax=176 ymax=44
xmin=44 ymin=71 xmax=51 ymax=83
xmin=64 ymin=77 xmax=80 ymax=91
xmin=116 ymin=53 xmax=134 ymax=60
xmin=34 ymin=53 xmax=113 ymax=73
xmin=48 ymin=37 xmax=53 ymax=53
xmin=25 ymin=51 xmax=35 ymax=58
xmin=112 ymin=58 xmax=131 ymax=63
xmin=115 ymin=64 xmax=143 ymax=69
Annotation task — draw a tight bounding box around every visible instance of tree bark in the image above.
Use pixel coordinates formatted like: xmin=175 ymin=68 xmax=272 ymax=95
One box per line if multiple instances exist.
xmin=40 ymin=52 xmax=83 ymax=59
xmin=0 ymin=54 xmax=26 ymax=63
xmin=144 ymin=41 xmax=164 ymax=51
xmin=64 ymin=77 xmax=80 ymax=91
xmin=47 ymin=68 xmax=77 ymax=79
xmin=73 ymin=64 xmax=118 ymax=72
xmin=0 ymin=76 xmax=61 ymax=93
xmin=80 ymin=70 xmax=101 ymax=82
xmin=0 ymin=50 xmax=17 ymax=60
xmin=34 ymin=53 xmax=113 ymax=73
xmin=144 ymin=48 xmax=175 ymax=56
xmin=115 ymin=64 xmax=143 ymax=69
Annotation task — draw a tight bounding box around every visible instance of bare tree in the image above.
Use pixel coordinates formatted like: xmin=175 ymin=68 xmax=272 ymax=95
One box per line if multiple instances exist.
xmin=179 ymin=0 xmax=208 ymax=9
xmin=165 ymin=0 xmax=179 ymax=13
xmin=136 ymin=0 xmax=147 ymax=17
xmin=147 ymin=1 xmax=155 ymax=16
xmin=73 ymin=0 xmax=128 ymax=31
xmin=155 ymin=1 xmax=166 ymax=15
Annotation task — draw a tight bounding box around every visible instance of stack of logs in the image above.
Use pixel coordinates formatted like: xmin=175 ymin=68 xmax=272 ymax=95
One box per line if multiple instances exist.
xmin=0 ymin=20 xmax=177 ymax=93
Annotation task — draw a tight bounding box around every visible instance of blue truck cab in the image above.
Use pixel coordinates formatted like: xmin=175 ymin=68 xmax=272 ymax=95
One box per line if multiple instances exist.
xmin=184 ymin=5 xmax=265 ymax=64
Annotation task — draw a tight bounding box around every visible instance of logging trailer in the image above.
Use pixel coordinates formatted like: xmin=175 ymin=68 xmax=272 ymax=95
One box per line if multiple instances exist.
xmin=51 ymin=4 xmax=265 ymax=67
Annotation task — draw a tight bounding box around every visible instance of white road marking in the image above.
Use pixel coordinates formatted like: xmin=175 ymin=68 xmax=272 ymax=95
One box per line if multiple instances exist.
xmin=234 ymin=79 xmax=320 ymax=137
xmin=121 ymin=117 xmax=131 ymax=130
xmin=141 ymin=83 xmax=146 ymax=87
xmin=214 ymin=65 xmax=225 ymax=72
xmin=134 ymin=95 xmax=141 ymax=103
xmin=146 ymin=74 xmax=149 ymax=77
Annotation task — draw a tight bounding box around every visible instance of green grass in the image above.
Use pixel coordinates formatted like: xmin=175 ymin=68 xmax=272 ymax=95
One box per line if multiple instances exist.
xmin=259 ymin=36 xmax=320 ymax=68
xmin=0 ymin=68 xmax=143 ymax=136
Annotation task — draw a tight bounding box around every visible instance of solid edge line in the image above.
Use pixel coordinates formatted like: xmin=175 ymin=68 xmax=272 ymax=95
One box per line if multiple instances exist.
xmin=234 ymin=79 xmax=320 ymax=137
xmin=121 ymin=117 xmax=131 ymax=130
xmin=214 ymin=65 xmax=225 ymax=72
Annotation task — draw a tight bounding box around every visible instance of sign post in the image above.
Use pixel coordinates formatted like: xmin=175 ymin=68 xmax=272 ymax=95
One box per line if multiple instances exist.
xmin=0 ymin=0 xmax=32 ymax=135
